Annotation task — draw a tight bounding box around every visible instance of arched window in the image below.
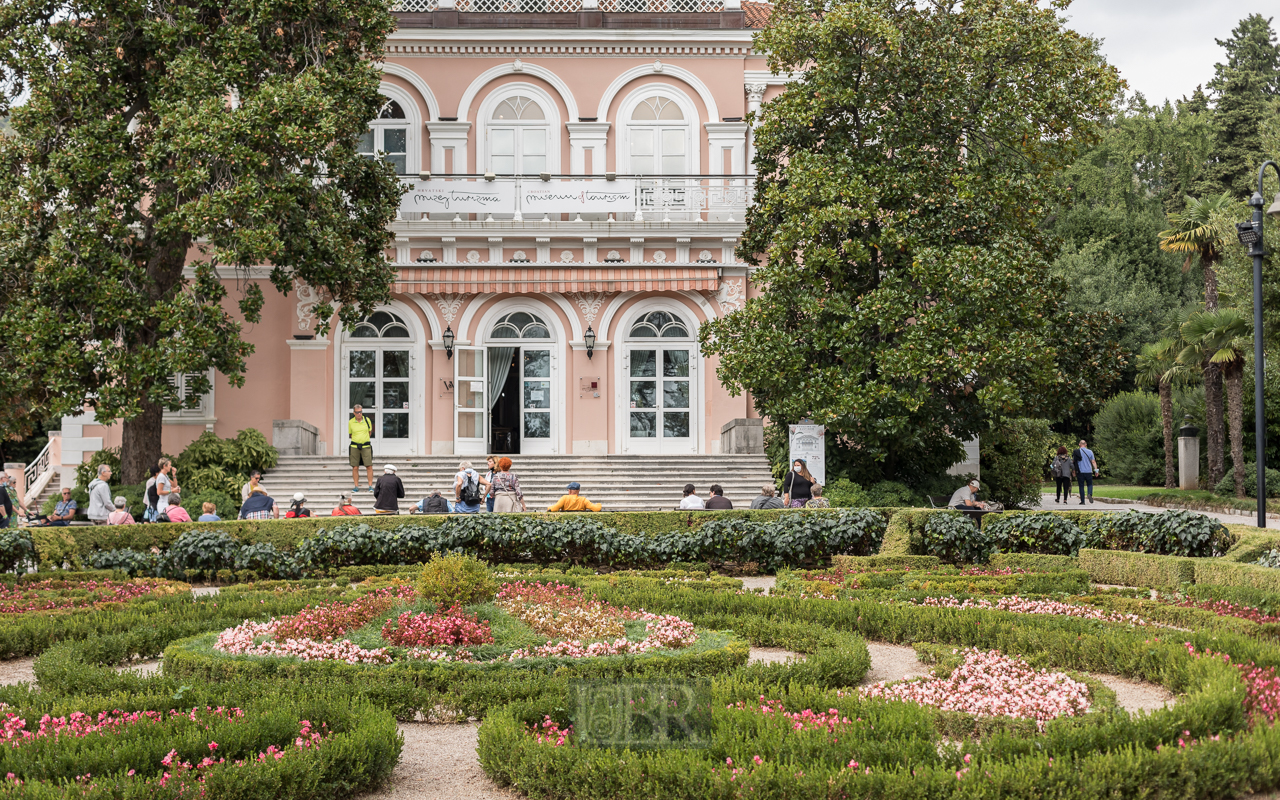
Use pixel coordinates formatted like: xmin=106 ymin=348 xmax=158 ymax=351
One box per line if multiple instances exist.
xmin=628 ymin=95 xmax=688 ymax=175
xmin=488 ymin=94 xmax=548 ymax=175
xmin=489 ymin=311 xmax=551 ymax=340
xmin=349 ymin=310 xmax=411 ymax=339
xmin=629 ymin=310 xmax=690 ymax=339
xmin=358 ymin=97 xmax=409 ymax=175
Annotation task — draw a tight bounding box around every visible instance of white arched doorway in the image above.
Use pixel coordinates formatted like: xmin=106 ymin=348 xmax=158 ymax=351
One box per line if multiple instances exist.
xmin=455 ymin=301 xmax=565 ymax=457
xmin=615 ymin=302 xmax=700 ymax=454
xmin=339 ymin=307 xmax=424 ymax=457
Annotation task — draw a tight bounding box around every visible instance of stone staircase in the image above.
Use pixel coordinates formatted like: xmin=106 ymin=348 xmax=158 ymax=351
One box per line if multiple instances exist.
xmin=260 ymin=454 xmax=777 ymax=514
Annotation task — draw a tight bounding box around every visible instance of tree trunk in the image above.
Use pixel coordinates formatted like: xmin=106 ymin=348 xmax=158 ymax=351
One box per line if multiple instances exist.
xmin=1226 ymin=362 xmax=1245 ymax=498
xmin=1204 ymin=361 xmax=1225 ymax=488
xmin=1159 ymin=379 xmax=1176 ymax=489
xmin=1203 ymin=254 xmax=1219 ymax=311
xmin=119 ymin=398 xmax=163 ymax=485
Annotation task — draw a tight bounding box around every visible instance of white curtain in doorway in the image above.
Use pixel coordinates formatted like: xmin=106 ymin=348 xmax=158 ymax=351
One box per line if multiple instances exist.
xmin=487 ymin=348 xmax=515 ymax=409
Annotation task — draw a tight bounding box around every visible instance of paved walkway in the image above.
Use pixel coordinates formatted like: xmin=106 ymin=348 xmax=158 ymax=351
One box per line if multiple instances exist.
xmin=1032 ymin=493 xmax=1273 ymax=528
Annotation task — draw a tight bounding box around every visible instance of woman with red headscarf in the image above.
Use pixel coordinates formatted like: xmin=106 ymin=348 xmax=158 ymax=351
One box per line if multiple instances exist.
xmin=491 ymin=457 xmax=527 ymax=513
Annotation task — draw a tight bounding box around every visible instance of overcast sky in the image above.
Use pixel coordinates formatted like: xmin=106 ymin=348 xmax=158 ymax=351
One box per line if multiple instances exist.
xmin=1063 ymin=0 xmax=1276 ymax=105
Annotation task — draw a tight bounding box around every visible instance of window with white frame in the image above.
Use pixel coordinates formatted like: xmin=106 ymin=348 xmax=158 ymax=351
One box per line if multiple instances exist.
xmin=628 ymin=95 xmax=688 ymax=175
xmin=487 ymin=95 xmax=549 ymax=175
xmin=163 ymin=370 xmax=214 ymax=422
xmin=358 ymin=97 xmax=409 ymax=175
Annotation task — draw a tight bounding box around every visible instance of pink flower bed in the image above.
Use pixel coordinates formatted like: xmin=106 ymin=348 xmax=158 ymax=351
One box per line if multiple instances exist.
xmin=1173 ymin=597 xmax=1280 ymax=625
xmin=728 ymin=697 xmax=853 ymax=734
xmin=527 ymin=715 xmax=573 ymax=746
xmin=506 ymin=611 xmax=696 ymax=660
xmin=215 ymin=619 xmax=393 ymax=664
xmin=915 ymin=595 xmax=1151 ymax=626
xmin=0 ymin=579 xmax=177 ymax=614
xmin=273 ymin=586 xmax=415 ymax=641
xmin=0 ymin=707 xmax=243 ymax=746
xmin=1185 ymin=643 xmax=1280 ymax=726
xmin=857 ymin=648 xmax=1091 ymax=728
xmin=382 ymin=607 xmax=494 ymax=647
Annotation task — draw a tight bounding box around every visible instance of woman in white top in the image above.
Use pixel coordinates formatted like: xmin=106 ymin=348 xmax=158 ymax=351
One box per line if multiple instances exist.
xmin=678 ymin=483 xmax=705 ymax=510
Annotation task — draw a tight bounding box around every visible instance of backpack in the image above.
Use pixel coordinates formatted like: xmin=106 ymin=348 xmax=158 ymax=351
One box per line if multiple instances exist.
xmin=459 ymin=471 xmax=481 ymax=506
xmin=146 ymin=482 xmax=159 ymax=508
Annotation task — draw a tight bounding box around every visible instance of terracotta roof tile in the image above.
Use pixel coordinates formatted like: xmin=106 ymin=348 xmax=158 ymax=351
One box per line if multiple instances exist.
xmin=742 ymin=0 xmax=773 ymax=28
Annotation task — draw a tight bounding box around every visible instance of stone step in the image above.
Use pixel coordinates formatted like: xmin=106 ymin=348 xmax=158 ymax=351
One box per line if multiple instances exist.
xmin=251 ymin=453 xmax=777 ymax=514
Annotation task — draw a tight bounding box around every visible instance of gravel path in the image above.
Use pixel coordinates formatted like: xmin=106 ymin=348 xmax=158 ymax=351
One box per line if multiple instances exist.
xmin=0 ymin=658 xmax=35 ymax=686
xmin=748 ymin=647 xmax=801 ymax=664
xmin=191 ymin=586 xmax=221 ymax=597
xmin=861 ymin=642 xmax=929 ymax=686
xmin=1086 ymin=672 xmax=1175 ymax=714
xmin=738 ymin=576 xmax=775 ymax=595
xmin=361 ymin=723 xmax=517 ymax=800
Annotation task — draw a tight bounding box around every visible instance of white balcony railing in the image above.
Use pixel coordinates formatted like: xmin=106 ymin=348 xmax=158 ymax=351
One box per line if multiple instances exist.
xmin=397 ymin=175 xmax=753 ymax=223
xmin=391 ymin=0 xmax=726 ymax=11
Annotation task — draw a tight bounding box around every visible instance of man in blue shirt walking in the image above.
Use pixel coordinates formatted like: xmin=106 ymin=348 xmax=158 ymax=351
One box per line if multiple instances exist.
xmin=1073 ymin=439 xmax=1098 ymax=504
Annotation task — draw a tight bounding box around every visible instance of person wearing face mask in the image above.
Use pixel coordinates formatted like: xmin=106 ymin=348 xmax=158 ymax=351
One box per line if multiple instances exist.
xmin=782 ymin=459 xmax=815 ymax=508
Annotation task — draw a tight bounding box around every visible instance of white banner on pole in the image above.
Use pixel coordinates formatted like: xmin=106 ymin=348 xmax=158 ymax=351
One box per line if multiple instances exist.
xmin=399 ymin=180 xmax=516 ymax=215
xmin=520 ymin=180 xmax=637 ymax=214
xmin=788 ymin=424 xmax=826 ymax=487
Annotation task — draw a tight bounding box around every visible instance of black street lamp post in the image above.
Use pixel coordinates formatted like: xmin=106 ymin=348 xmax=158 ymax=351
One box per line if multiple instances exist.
xmin=1236 ymin=161 xmax=1280 ymax=528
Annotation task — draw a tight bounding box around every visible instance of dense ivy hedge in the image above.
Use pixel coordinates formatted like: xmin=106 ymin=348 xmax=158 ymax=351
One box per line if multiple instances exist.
xmin=87 ymin=509 xmax=890 ymax=578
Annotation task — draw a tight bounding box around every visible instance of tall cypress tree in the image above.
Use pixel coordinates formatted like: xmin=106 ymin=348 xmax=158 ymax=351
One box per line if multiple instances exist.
xmin=1202 ymin=15 xmax=1280 ymax=198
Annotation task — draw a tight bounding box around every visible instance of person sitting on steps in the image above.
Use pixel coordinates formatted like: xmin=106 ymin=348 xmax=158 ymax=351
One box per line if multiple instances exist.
xmin=704 ymin=484 xmax=732 ymax=510
xmin=750 ymin=483 xmax=784 ymax=510
xmin=331 ymin=492 xmax=362 ymax=516
xmin=547 ymin=482 xmax=602 ymax=512
xmin=163 ymin=493 xmax=192 ymax=523
xmin=373 ymin=464 xmax=405 ymax=515
xmin=679 ymin=484 xmax=705 ymax=510
xmin=410 ymin=491 xmax=451 ymax=515
xmin=285 ymin=492 xmax=311 ymax=518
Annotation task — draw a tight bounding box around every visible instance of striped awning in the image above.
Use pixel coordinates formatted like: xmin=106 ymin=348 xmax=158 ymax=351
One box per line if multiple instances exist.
xmin=392 ymin=266 xmax=719 ymax=294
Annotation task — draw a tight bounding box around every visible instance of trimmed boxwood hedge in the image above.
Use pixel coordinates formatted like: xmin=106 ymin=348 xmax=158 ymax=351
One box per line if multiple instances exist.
xmin=1077 ymin=549 xmax=1198 ymax=589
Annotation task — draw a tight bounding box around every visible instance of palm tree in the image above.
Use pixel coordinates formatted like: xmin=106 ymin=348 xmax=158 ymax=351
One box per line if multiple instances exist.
xmin=1180 ymin=309 xmax=1252 ymax=497
xmin=1136 ymin=338 xmax=1195 ymax=489
xmin=1158 ymin=193 xmax=1234 ymax=312
xmin=1159 ymin=193 xmax=1235 ymax=487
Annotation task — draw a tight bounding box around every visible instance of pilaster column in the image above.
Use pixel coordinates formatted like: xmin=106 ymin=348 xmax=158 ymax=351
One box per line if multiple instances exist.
xmin=427 ymin=121 xmax=472 ymax=174
xmin=704 ymin=121 xmax=749 ymax=174
xmin=567 ymin=122 xmax=611 ymax=175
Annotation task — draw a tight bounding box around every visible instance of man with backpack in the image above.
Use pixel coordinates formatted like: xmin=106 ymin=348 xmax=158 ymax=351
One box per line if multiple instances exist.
xmin=372 ymin=464 xmax=405 ymax=514
xmin=1072 ymin=439 xmax=1098 ymax=505
xmin=452 ymin=460 xmax=488 ymax=514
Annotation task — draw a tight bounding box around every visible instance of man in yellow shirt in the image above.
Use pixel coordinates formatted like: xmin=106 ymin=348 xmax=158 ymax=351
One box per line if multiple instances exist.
xmin=349 ymin=404 xmax=375 ymax=492
xmin=546 ymin=482 xmax=602 ymax=512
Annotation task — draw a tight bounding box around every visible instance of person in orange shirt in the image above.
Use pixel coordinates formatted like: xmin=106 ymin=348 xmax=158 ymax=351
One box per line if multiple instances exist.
xmin=546 ymin=482 xmax=602 ymax=512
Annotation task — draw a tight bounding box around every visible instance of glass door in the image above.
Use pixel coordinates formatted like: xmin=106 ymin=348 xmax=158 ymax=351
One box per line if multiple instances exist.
xmin=454 ymin=347 xmax=487 ymax=457
xmin=626 ymin=347 xmax=694 ymax=453
xmin=346 ymin=347 xmax=411 ymax=455
xmin=520 ymin=347 xmax=553 ymax=454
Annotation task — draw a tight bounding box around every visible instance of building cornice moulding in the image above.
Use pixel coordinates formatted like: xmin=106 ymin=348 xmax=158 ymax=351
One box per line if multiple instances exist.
xmin=742 ymin=69 xmax=800 ymax=85
xmin=389 ymin=221 xmax=746 ymax=237
xmin=386 ymin=28 xmax=754 ymax=45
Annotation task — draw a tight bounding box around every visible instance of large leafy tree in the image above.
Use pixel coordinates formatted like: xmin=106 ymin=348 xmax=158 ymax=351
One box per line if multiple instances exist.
xmin=701 ymin=0 xmax=1124 ymax=483
xmin=0 ymin=0 xmax=403 ymax=482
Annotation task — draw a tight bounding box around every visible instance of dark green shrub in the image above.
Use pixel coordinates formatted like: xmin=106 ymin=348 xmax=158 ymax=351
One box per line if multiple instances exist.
xmin=165 ymin=529 xmax=242 ymax=577
xmin=0 ymin=530 xmax=35 ymax=573
xmin=90 ymin=548 xmax=160 ymax=577
xmin=984 ymin=512 xmax=1086 ymax=556
xmin=1214 ymin=462 xmax=1280 ymax=498
xmin=182 ymin=489 xmax=238 ymax=520
xmin=234 ymin=542 xmax=300 ymax=579
xmin=295 ymin=522 xmax=398 ymax=568
xmin=922 ymin=511 xmax=989 ymax=563
xmin=1092 ymin=390 xmax=1164 ymax=485
xmin=1083 ymin=508 xmax=1151 ymax=551
xmin=1146 ymin=509 xmax=1234 ymax=557
xmin=419 ymin=552 xmax=496 ymax=606
xmin=980 ymin=417 xmax=1054 ymax=508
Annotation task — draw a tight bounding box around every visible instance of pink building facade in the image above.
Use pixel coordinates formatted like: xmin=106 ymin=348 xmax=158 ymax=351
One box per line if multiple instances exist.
xmin=60 ymin=1 xmax=791 ymax=474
